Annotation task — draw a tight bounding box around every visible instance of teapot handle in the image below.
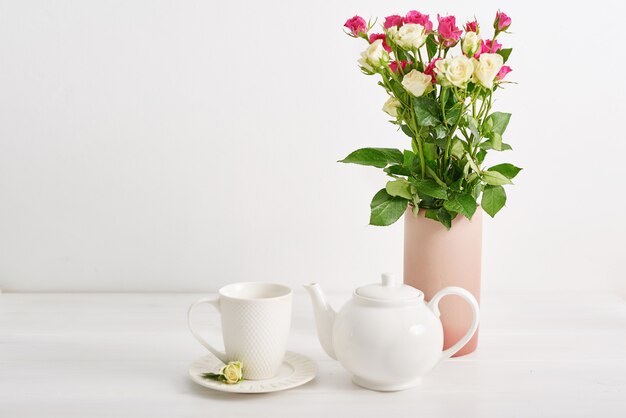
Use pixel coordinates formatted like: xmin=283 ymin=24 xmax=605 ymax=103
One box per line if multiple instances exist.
xmin=428 ymin=286 xmax=480 ymax=362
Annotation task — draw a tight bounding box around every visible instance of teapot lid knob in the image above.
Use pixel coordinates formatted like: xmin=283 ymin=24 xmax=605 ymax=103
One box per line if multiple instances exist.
xmin=355 ymin=272 xmax=424 ymax=302
xmin=381 ymin=273 xmax=399 ymax=287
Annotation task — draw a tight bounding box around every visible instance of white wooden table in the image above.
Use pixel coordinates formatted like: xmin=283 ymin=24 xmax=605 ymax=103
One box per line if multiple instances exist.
xmin=1 ymin=291 xmax=625 ymax=417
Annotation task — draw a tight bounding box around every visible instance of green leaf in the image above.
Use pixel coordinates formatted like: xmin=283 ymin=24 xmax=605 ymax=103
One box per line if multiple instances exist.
xmin=426 ymin=34 xmax=438 ymax=61
xmin=445 ymin=104 xmax=462 ymax=125
xmin=413 ymin=97 xmax=441 ymax=127
xmin=201 ymin=372 xmax=227 ymax=383
xmin=465 ymin=152 xmax=480 ymax=174
xmin=463 ymin=161 xmax=470 ymax=178
xmin=444 ymin=193 xmax=478 ymax=219
xmin=430 ymin=125 xmax=448 ymax=149
xmin=423 ymin=143 xmax=438 ymax=162
xmin=436 ymin=207 xmax=452 ymax=230
xmin=497 ymin=48 xmax=512 ymax=63
xmin=339 ymin=148 xmax=403 ymax=168
xmin=403 ymin=149 xmax=415 ymax=167
xmin=450 ymin=178 xmax=464 ymax=192
xmin=412 ymin=179 xmax=448 ymax=199
xmin=476 ymin=149 xmax=487 ymax=164
xmin=489 ymin=132 xmax=502 ymax=151
xmin=401 ymin=125 xmax=414 ymax=138
xmin=369 ymin=189 xmax=408 ymax=226
xmin=465 ymin=116 xmax=480 ymax=143
xmin=482 ymin=170 xmax=513 ymax=185
xmin=425 ymin=166 xmax=448 ymax=188
xmin=485 ymin=112 xmax=512 ymax=135
xmin=471 ymin=181 xmax=482 ymax=199
xmin=488 ymin=163 xmax=522 ymax=179
xmin=451 ymin=138 xmax=465 ymax=159
xmin=386 ymin=179 xmax=413 ymax=200
xmin=401 ymin=149 xmax=419 ymax=175
xmin=412 ymin=192 xmax=421 ymax=210
xmin=478 ymin=140 xmax=490 ymax=150
xmin=384 ymin=164 xmax=410 ymax=176
xmin=201 ymin=372 xmax=223 ymax=379
xmin=480 ymin=140 xmax=513 ymax=151
xmin=389 ymin=79 xmax=405 ymax=99
xmin=434 ymin=124 xmax=447 ymax=140
xmin=481 ymin=185 xmax=507 ymax=217
xmin=404 ymin=150 xmax=420 ymax=173
xmin=424 ymin=209 xmax=438 ymax=221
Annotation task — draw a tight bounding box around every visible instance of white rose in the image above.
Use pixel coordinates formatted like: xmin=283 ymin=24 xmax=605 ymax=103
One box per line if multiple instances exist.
xmin=220 ymin=361 xmax=244 ymax=384
xmin=401 ymin=69 xmax=432 ymax=97
xmin=382 ymin=96 xmax=401 ymax=117
xmin=436 ymin=56 xmax=474 ymax=88
xmin=462 ymin=32 xmax=481 ymax=57
xmin=473 ymin=53 xmax=503 ymax=89
xmin=358 ymin=39 xmax=387 ymax=72
xmin=396 ymin=24 xmax=427 ymax=49
xmin=386 ymin=26 xmax=399 ymax=43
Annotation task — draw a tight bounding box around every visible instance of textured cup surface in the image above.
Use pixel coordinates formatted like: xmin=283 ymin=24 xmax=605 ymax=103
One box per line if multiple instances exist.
xmin=219 ymin=283 xmax=292 ymax=380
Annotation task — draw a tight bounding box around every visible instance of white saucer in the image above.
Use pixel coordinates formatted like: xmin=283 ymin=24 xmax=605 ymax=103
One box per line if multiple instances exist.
xmin=189 ymin=351 xmax=318 ymax=394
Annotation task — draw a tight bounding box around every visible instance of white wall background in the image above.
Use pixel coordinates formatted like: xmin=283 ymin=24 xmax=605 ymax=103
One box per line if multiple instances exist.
xmin=1 ymin=0 xmax=625 ymax=293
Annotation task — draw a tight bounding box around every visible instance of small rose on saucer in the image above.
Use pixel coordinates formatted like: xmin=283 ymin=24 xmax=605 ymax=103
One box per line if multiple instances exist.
xmin=201 ymin=361 xmax=244 ymax=384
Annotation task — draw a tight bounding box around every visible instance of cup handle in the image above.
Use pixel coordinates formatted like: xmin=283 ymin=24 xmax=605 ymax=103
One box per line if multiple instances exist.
xmin=187 ymin=296 xmax=228 ymax=363
xmin=427 ymin=286 xmax=480 ymax=362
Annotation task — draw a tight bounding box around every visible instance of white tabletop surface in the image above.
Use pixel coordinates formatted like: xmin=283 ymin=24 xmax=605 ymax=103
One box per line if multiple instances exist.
xmin=1 ymin=290 xmax=625 ymax=417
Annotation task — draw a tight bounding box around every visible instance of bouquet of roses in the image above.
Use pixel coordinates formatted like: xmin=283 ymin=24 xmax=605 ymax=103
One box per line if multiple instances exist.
xmin=341 ymin=11 xmax=520 ymax=228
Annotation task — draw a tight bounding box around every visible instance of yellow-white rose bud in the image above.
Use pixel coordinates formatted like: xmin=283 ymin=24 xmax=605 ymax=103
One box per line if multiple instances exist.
xmin=382 ymin=96 xmax=402 ymax=117
xmin=472 ymin=53 xmax=504 ymax=89
xmin=434 ymin=59 xmax=450 ymax=87
xmin=386 ymin=26 xmax=399 ymax=43
xmin=396 ymin=24 xmax=427 ymax=49
xmin=436 ymin=56 xmax=474 ymax=88
xmin=358 ymin=39 xmax=387 ymax=72
xmin=462 ymin=32 xmax=481 ymax=57
xmin=220 ymin=361 xmax=243 ymax=384
xmin=401 ymin=69 xmax=432 ymax=97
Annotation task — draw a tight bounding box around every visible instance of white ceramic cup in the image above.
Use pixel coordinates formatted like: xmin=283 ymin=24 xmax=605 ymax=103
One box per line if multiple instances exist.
xmin=187 ymin=282 xmax=292 ymax=380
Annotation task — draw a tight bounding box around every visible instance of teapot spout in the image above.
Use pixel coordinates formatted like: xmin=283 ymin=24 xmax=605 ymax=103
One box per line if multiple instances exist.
xmin=303 ymin=283 xmax=337 ymax=360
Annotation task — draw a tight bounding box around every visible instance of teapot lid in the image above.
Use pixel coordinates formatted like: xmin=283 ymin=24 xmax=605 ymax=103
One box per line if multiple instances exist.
xmin=355 ymin=273 xmax=423 ymax=301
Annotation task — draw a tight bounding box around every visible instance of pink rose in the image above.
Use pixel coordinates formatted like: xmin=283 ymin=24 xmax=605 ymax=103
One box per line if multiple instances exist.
xmin=384 ymin=15 xmax=404 ymax=29
xmin=496 ymin=65 xmax=512 ymax=81
xmin=475 ymin=39 xmax=502 ymax=58
xmin=369 ymin=33 xmax=391 ymax=53
xmin=483 ymin=39 xmax=502 ymax=53
xmin=424 ymin=58 xmax=441 ymax=83
xmin=405 ymin=10 xmax=433 ymax=33
xmin=494 ymin=11 xmax=511 ymax=32
xmin=344 ymin=15 xmax=367 ymax=37
xmin=389 ymin=60 xmax=410 ymax=74
xmin=464 ymin=20 xmax=479 ymax=34
xmin=437 ymin=15 xmax=462 ymax=47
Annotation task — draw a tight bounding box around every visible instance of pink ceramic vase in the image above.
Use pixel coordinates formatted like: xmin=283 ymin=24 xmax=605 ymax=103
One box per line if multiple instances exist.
xmin=403 ymin=208 xmax=482 ymax=357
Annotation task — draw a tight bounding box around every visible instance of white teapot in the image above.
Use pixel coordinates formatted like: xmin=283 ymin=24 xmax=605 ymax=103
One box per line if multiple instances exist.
xmin=304 ymin=273 xmax=479 ymax=391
